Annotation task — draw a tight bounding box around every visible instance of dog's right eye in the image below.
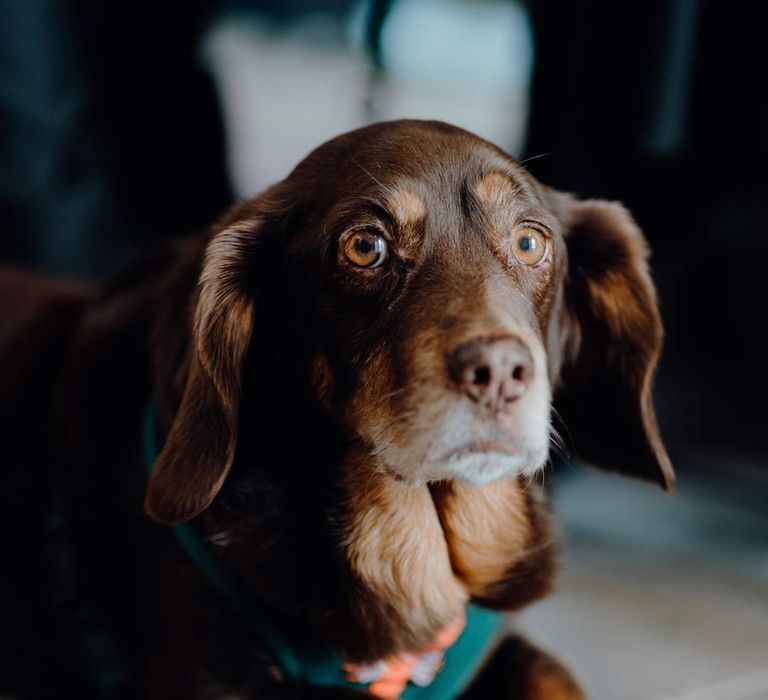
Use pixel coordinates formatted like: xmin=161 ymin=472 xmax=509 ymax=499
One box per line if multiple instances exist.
xmin=341 ymin=230 xmax=388 ymax=269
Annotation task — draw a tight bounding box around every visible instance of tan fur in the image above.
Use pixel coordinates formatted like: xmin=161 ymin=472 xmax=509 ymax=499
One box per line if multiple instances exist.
xmin=386 ymin=187 xmax=426 ymax=228
xmin=191 ymin=220 xmax=263 ymax=411
xmin=431 ymin=478 xmax=531 ymax=597
xmin=342 ymin=457 xmax=468 ymax=644
xmin=474 ymin=171 xmax=518 ymax=209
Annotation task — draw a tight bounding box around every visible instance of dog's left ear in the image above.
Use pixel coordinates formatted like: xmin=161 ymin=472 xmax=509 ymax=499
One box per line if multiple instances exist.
xmin=145 ymin=192 xmax=287 ymax=524
xmin=551 ymin=194 xmax=674 ymax=490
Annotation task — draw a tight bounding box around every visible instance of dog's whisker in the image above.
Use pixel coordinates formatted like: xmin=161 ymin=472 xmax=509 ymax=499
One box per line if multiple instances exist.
xmin=548 ymin=425 xmax=569 ymax=459
xmin=549 ymin=406 xmax=574 ymax=450
xmin=517 ymin=150 xmax=557 ymax=166
xmin=350 ymin=155 xmax=388 ymax=191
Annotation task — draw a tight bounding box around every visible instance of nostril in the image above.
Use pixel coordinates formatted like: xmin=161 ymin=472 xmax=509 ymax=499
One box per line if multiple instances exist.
xmin=511 ymin=364 xmax=525 ymax=382
xmin=473 ymin=366 xmax=491 ymax=386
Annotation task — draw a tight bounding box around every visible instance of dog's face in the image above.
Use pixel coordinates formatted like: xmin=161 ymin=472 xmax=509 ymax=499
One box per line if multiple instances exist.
xmin=285 ymin=131 xmax=563 ymax=487
xmin=146 ymin=121 xmax=673 ymax=524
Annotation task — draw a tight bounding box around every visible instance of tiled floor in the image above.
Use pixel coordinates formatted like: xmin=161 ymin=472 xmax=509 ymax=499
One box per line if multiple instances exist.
xmin=517 ymin=464 xmax=768 ymax=700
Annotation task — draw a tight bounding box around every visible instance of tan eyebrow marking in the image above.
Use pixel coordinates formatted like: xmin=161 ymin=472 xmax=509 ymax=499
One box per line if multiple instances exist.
xmin=474 ymin=172 xmax=518 ymax=208
xmin=386 ymin=188 xmax=426 ymax=227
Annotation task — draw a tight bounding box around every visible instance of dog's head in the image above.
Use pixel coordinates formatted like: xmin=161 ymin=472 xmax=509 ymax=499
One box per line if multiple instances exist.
xmin=146 ymin=120 xmax=673 ymax=524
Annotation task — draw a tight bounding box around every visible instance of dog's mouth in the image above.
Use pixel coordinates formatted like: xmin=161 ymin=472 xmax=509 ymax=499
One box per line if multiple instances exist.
xmin=441 ymin=439 xmax=521 ymax=462
xmin=375 ymin=433 xmax=535 ymax=487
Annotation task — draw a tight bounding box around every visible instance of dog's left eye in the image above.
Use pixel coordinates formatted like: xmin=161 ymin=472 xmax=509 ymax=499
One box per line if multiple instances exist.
xmin=512 ymin=227 xmax=547 ymax=266
xmin=341 ymin=230 xmax=388 ymax=269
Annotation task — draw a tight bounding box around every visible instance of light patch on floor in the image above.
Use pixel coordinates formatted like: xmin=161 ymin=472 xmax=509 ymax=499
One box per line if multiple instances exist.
xmin=517 ymin=466 xmax=768 ymax=700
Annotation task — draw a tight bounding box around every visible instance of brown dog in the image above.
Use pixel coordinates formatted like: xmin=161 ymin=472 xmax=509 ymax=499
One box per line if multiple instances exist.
xmin=0 ymin=120 xmax=673 ymax=699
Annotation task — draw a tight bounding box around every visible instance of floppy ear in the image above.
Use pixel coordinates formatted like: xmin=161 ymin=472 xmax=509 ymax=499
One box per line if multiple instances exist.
xmin=145 ymin=214 xmax=274 ymax=524
xmin=553 ymin=196 xmax=674 ymax=489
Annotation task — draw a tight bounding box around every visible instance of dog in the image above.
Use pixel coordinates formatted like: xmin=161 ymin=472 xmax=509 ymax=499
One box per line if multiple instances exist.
xmin=0 ymin=120 xmax=673 ymax=699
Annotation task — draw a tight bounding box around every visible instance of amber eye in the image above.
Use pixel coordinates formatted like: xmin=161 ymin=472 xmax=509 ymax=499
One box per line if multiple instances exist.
xmin=342 ymin=229 xmax=388 ymax=269
xmin=512 ymin=227 xmax=547 ymax=266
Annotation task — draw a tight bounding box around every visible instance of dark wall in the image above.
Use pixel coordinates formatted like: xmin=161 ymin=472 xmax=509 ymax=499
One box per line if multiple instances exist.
xmin=0 ymin=0 xmax=231 ymax=276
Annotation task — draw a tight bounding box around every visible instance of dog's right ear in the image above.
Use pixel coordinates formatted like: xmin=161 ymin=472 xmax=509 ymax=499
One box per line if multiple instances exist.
xmin=548 ymin=192 xmax=674 ymax=490
xmin=145 ymin=194 xmax=287 ymax=525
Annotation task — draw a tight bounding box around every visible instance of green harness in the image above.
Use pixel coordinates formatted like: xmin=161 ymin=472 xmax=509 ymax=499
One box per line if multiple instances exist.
xmin=143 ymin=405 xmax=503 ymax=698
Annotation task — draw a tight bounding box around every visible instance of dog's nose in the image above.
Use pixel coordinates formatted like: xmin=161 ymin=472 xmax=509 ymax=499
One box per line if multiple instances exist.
xmin=448 ymin=336 xmax=533 ymax=410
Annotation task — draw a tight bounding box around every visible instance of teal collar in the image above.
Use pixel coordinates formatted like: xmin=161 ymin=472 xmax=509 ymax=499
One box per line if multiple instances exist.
xmin=143 ymin=403 xmax=503 ymax=698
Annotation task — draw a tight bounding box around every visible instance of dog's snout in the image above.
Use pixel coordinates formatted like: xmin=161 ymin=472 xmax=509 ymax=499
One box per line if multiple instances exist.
xmin=448 ymin=336 xmax=533 ymax=410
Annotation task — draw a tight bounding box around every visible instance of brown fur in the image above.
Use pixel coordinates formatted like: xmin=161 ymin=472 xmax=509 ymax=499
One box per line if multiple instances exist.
xmin=462 ymin=635 xmax=587 ymax=700
xmin=146 ymin=221 xmax=261 ymax=524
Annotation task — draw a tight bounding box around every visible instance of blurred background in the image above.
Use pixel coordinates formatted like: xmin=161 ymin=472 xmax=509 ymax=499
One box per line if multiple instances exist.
xmin=1 ymin=1 xmax=766 ymax=698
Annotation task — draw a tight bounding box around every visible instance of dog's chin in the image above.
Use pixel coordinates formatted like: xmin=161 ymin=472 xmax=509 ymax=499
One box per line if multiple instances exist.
xmin=441 ymin=451 xmax=528 ymax=485
xmin=380 ymin=446 xmax=547 ymax=488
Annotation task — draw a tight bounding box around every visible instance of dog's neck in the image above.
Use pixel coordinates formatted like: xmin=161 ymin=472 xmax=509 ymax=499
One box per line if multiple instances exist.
xmin=338 ymin=450 xmax=535 ymax=659
xmin=340 ymin=456 xmax=467 ymax=653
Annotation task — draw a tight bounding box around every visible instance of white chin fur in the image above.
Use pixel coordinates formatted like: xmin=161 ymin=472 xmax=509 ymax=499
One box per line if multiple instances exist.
xmin=443 ymin=452 xmax=527 ymax=484
xmin=386 ymin=449 xmax=547 ymax=487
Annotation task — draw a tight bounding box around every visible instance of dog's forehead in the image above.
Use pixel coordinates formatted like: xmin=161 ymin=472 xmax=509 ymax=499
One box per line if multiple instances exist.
xmin=333 ymin=136 xmax=539 ymax=217
xmin=348 ymin=130 xmax=529 ymax=199
xmin=300 ymin=120 xmax=532 ymax=200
